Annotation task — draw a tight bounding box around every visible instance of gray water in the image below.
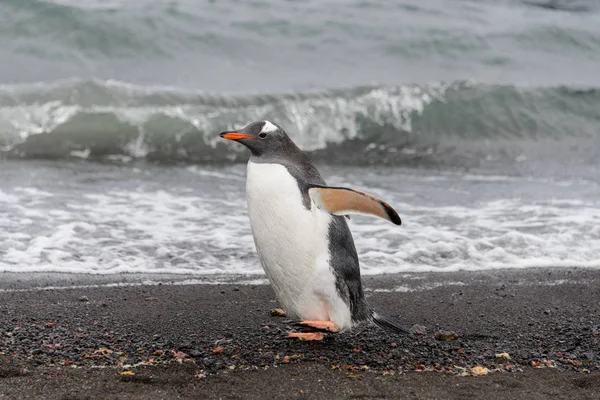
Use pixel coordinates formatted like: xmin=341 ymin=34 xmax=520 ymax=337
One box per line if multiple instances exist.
xmin=1 ymin=0 xmax=599 ymax=280
xmin=2 ymin=0 xmax=600 ymax=91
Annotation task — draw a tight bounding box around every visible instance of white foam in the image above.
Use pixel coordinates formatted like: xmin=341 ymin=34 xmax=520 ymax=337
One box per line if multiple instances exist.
xmin=462 ymin=174 xmax=519 ymax=182
xmin=369 ymin=281 xmax=467 ymax=293
xmin=14 ymin=187 xmax=54 ymax=197
xmin=0 ymin=184 xmax=258 ymax=275
xmin=0 ymin=277 xmax=270 ymax=294
xmin=350 ymin=196 xmax=600 ymax=274
xmin=367 ymin=278 xmax=587 ymax=293
xmin=1 ymin=169 xmax=600 ymax=278
xmin=0 ymin=189 xmax=19 ymax=204
xmin=70 ymin=148 xmax=91 ymax=159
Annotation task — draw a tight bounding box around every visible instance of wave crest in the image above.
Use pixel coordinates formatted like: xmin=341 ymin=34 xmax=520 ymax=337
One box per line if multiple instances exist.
xmin=1 ymin=79 xmax=599 ymax=166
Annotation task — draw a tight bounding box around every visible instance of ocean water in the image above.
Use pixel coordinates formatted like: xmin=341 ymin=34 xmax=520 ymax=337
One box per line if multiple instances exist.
xmin=1 ymin=0 xmax=600 ymax=280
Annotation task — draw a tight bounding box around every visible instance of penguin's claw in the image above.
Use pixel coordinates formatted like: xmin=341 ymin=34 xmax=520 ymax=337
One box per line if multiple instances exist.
xmin=297 ymin=320 xmax=341 ymax=333
xmin=287 ymin=332 xmax=324 ymax=341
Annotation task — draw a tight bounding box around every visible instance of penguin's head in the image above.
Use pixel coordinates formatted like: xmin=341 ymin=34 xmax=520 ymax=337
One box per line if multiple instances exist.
xmin=219 ymin=120 xmax=298 ymax=158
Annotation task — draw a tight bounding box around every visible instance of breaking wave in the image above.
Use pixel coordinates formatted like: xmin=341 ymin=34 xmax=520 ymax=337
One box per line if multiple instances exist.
xmin=1 ymin=79 xmax=599 ymax=166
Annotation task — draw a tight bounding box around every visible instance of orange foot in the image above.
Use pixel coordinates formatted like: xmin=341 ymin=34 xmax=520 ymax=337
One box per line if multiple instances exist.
xmin=288 ymin=331 xmax=324 ymax=341
xmin=297 ymin=320 xmax=341 ymax=333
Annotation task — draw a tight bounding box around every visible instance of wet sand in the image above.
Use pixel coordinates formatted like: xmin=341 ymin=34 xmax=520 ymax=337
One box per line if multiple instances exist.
xmin=1 ymin=268 xmax=599 ymax=399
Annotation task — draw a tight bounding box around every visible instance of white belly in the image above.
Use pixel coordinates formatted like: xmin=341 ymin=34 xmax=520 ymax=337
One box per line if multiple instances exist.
xmin=246 ymin=161 xmax=352 ymax=329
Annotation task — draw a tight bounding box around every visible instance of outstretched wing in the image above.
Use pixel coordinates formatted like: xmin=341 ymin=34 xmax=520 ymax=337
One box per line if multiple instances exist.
xmin=308 ymin=185 xmax=402 ymax=225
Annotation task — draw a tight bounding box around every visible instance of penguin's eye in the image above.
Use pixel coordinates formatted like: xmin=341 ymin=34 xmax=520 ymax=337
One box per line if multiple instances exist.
xmin=258 ymin=132 xmax=267 ymax=139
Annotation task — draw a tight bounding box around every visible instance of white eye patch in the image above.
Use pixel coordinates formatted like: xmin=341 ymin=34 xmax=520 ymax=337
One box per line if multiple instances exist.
xmin=261 ymin=121 xmax=278 ymax=133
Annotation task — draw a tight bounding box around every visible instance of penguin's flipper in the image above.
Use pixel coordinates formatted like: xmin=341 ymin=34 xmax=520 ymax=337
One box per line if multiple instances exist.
xmin=308 ymin=185 xmax=401 ymax=225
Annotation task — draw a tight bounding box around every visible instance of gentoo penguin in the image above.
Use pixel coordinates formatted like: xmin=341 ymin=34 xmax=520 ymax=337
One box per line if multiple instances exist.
xmin=219 ymin=120 xmax=406 ymax=340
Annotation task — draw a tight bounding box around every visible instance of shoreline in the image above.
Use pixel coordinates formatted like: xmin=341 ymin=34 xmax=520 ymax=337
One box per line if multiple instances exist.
xmin=0 ymin=265 xmax=596 ymax=291
xmin=1 ymin=268 xmax=599 ymax=398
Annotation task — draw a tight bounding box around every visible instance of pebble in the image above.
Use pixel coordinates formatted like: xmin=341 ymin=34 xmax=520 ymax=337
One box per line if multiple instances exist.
xmin=79 ymin=296 xmax=89 ymax=302
xmin=270 ymin=308 xmax=286 ymax=317
xmin=202 ymin=357 xmax=214 ymax=367
xmin=409 ymin=324 xmax=427 ymax=335
xmin=434 ymin=331 xmax=458 ymax=341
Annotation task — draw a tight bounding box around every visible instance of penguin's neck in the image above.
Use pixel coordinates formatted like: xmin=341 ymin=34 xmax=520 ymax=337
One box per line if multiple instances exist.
xmin=246 ymin=160 xmax=306 ymax=208
xmin=250 ymin=150 xmax=326 ymax=186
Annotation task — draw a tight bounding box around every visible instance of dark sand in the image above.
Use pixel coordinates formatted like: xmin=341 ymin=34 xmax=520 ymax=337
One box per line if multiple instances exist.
xmin=1 ymin=268 xmax=599 ymax=399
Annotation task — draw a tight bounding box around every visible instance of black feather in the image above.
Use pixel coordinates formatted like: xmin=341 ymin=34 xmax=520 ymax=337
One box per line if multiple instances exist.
xmin=380 ymin=202 xmax=402 ymax=225
xmin=371 ymin=312 xmax=409 ymax=334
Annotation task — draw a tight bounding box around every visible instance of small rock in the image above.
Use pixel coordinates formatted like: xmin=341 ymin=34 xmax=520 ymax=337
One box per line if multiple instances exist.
xmin=434 ymin=330 xmax=458 ymax=341
xmin=270 ymin=308 xmax=286 ymax=317
xmin=470 ymin=366 xmax=489 ymax=376
xmin=79 ymin=296 xmax=89 ymax=302
xmin=180 ymin=341 xmax=192 ymax=349
xmin=189 ymin=349 xmax=203 ymax=357
xmin=409 ymin=324 xmax=427 ymax=335
xmin=120 ymin=370 xmax=135 ymax=376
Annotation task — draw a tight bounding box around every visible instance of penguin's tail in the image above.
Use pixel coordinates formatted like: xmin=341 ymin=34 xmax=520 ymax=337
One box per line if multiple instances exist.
xmin=371 ymin=311 xmax=410 ymax=334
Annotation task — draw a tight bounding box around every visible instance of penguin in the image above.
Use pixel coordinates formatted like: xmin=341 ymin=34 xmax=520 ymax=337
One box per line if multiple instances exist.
xmin=219 ymin=120 xmax=407 ymax=340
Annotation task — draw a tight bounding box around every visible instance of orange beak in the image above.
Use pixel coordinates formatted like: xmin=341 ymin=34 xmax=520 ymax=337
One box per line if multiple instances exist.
xmin=219 ymin=131 xmax=254 ymax=140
